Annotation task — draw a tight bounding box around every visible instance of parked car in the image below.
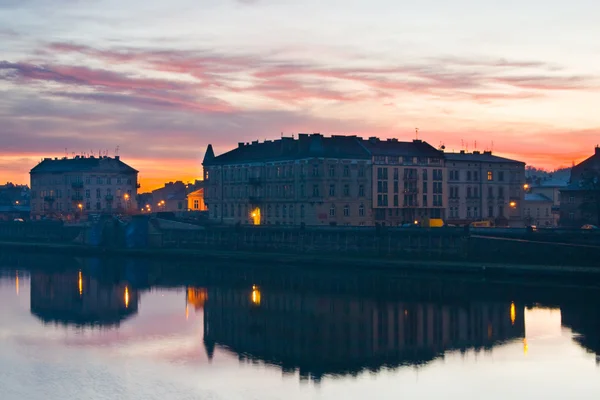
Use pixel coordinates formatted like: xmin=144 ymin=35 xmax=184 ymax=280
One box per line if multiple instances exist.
xmin=582 ymin=224 xmax=598 ymax=230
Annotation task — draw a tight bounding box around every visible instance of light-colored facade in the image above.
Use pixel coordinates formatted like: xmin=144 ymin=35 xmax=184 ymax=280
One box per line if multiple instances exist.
xmin=523 ymin=193 xmax=554 ymax=227
xmin=527 ymin=180 xmax=566 ymax=227
xmin=187 ymin=189 xmax=207 ymax=211
xmin=365 ymin=139 xmax=446 ymax=225
xmin=445 ymin=151 xmax=526 ymax=227
xmin=30 ymin=155 xmax=138 ymax=219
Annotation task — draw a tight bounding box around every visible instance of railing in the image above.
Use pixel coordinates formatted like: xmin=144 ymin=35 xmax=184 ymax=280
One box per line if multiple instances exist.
xmin=106 ymin=194 xmax=114 ymax=201
xmin=71 ymin=181 xmax=84 ymax=189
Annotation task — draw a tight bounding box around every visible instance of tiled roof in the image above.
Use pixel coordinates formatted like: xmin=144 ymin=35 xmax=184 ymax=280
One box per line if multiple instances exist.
xmin=444 ymin=152 xmax=524 ymax=164
xmin=30 ymin=156 xmax=138 ymax=174
xmin=525 ymin=193 xmax=553 ymax=202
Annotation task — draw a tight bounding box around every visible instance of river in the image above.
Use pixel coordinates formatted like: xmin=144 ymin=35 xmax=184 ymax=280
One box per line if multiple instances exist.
xmin=1 ymin=253 xmax=599 ymax=399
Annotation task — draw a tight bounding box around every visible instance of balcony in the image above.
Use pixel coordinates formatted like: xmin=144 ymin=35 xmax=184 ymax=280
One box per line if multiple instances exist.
xmin=403 ymin=189 xmax=419 ymax=194
xmin=106 ymin=194 xmax=114 ymax=201
xmin=71 ymin=181 xmax=84 ymax=189
xmin=71 ymin=194 xmax=83 ymax=201
xmin=248 ymin=196 xmax=263 ymax=204
xmin=43 ymin=195 xmax=55 ymax=202
xmin=404 ymin=175 xmax=418 ymax=181
xmin=248 ymin=177 xmax=262 ymax=186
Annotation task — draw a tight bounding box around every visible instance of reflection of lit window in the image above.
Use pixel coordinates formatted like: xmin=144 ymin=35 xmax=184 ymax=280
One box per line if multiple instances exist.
xmin=251 ymin=285 xmax=261 ymax=306
xmin=510 ymin=302 xmax=516 ymax=325
xmin=78 ymin=271 xmax=83 ymax=296
xmin=124 ymin=287 xmax=129 ymax=308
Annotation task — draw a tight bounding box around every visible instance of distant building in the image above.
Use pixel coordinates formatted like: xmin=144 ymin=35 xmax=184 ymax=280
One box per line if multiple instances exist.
xmin=30 ymin=155 xmax=138 ymax=219
xmin=523 ymin=193 xmax=554 ymax=227
xmin=151 ymin=181 xmax=188 ymax=212
xmin=560 ymin=147 xmax=600 ymax=227
xmin=444 ymin=151 xmax=526 ymax=227
xmin=528 ymin=179 xmax=567 ymax=227
xmin=187 ymin=189 xmax=207 ymax=211
xmin=0 ymin=182 xmax=30 ymax=207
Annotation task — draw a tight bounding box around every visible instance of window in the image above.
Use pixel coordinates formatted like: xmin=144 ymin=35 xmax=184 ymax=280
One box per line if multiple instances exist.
xmin=377 ymin=167 xmax=388 ymax=180
xmin=300 ymin=184 xmax=305 ymax=197
xmin=394 ymin=181 xmax=399 ymax=193
xmin=467 ymin=207 xmax=472 ymax=218
xmin=569 ymin=212 xmax=575 ymax=220
xmin=300 ymin=165 xmax=305 ymax=177
xmin=487 ymin=171 xmax=493 ymax=181
xmin=117 ymin=178 xmax=122 ymax=184
xmin=237 ymin=204 xmax=241 ymax=217
xmin=393 ymin=168 xmax=399 ymax=180
xmin=474 ymin=207 xmax=479 ymax=218
xmin=393 ymin=194 xmax=399 ymax=207
xmin=96 ymin=202 xmax=101 ymax=210
xmin=194 ymin=200 xmax=199 ymax=209
xmin=359 ymin=185 xmax=365 ymax=197
xmin=422 ymin=181 xmax=427 ymax=193
xmin=498 ymin=206 xmax=504 ymax=217
xmin=313 ymin=185 xmax=320 ymax=197
xmin=344 ymin=205 xmax=350 ymax=217
xmin=422 ymin=194 xmax=427 ymax=207
xmin=267 ymin=205 xmax=272 ymax=217
xmin=343 ymin=165 xmax=350 ymax=177
xmin=96 ymin=189 xmax=101 ymax=199
xmin=474 ymin=171 xmax=479 ymax=181
xmin=300 ymin=205 xmax=305 ymax=218
xmin=86 ymin=201 xmax=90 ymax=210
xmin=359 ymin=204 xmax=365 ymax=217
xmin=546 ymin=208 xmax=549 ymax=217
xmin=450 ymin=170 xmax=459 ymax=181
xmin=467 ymin=171 xmax=472 ymax=181
xmin=312 ymin=164 xmax=319 ymax=177
xmin=498 ymin=171 xmax=504 ymax=182
xmin=488 ymin=187 xmax=493 ymax=198
xmin=289 ymin=205 xmax=294 ymax=218
xmin=377 ymin=194 xmax=388 ymax=206
xmin=283 ymin=205 xmax=287 ymax=218
xmin=358 ymin=166 xmax=365 ymax=178
xmin=473 ymin=187 xmax=479 ymax=198
xmin=569 ymin=196 xmax=575 ymax=204
xmin=488 ymin=206 xmax=494 ymax=218
xmin=329 ymin=204 xmax=336 ymax=217
xmin=329 ymin=165 xmax=335 ymax=177
xmin=329 ymin=184 xmax=336 ymax=197
xmin=224 ymin=205 xmax=228 ymax=217
xmin=422 ymin=169 xmax=428 ymax=180
xmin=97 ymin=177 xmax=103 ymax=184
xmin=85 ymin=189 xmax=90 ymax=198
xmin=377 ymin=180 xmax=388 ymax=193
xmin=498 ymin=187 xmax=504 ymax=198
xmin=107 ymin=178 xmax=112 ymax=185
xmin=344 ymin=184 xmax=350 ymax=196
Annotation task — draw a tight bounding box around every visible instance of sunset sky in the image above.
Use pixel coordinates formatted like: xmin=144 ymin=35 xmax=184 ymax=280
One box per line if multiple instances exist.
xmin=1 ymin=0 xmax=599 ymax=191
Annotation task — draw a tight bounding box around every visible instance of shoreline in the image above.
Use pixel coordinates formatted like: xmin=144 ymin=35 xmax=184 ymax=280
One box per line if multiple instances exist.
xmin=1 ymin=240 xmax=599 ymax=279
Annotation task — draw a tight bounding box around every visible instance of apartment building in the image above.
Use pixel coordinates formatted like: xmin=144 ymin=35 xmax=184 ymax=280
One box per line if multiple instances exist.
xmin=30 ymin=155 xmax=138 ymax=219
xmin=202 ymin=134 xmax=373 ymax=226
xmin=560 ymin=146 xmax=600 ymax=227
xmin=445 ymin=151 xmax=526 ymax=227
xmin=362 ymin=138 xmax=446 ymax=225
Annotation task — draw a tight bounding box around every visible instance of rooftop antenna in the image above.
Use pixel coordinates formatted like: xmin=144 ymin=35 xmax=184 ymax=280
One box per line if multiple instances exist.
xmin=474 ymin=140 xmax=477 ymax=150
xmin=115 ymin=145 xmax=120 ymax=156
xmin=415 ymin=127 xmax=419 ymax=140
xmin=491 ymin=141 xmax=494 ymax=152
xmin=65 ymin=148 xmax=68 ymax=157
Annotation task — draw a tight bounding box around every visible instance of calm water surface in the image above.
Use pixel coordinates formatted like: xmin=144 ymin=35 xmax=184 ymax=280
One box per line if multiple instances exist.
xmin=1 ymin=254 xmax=600 ymax=399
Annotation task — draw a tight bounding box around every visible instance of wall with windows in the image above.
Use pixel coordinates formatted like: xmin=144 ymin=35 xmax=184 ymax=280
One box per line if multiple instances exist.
xmin=203 ymin=158 xmax=373 ymax=226
xmin=446 ymin=156 xmax=525 ymax=226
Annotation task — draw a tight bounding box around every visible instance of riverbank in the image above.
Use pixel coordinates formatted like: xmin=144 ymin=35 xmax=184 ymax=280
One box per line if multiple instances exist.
xmin=1 ymin=240 xmax=599 ymax=280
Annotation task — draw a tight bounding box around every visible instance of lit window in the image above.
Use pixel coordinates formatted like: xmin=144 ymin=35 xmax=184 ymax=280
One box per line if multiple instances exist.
xmin=487 ymin=171 xmax=493 ymax=181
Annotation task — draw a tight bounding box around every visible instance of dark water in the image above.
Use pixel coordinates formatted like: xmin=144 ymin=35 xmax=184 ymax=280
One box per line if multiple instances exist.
xmin=1 ymin=254 xmax=600 ymax=399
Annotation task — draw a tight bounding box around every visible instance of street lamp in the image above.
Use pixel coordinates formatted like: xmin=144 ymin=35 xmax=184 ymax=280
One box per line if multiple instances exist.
xmin=509 ymin=201 xmax=517 ymax=208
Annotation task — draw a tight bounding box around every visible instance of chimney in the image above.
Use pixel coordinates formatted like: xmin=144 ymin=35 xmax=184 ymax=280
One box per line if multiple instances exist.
xmin=483 ymin=150 xmax=492 ymax=155
xmin=595 ymin=145 xmax=600 ymax=155
xmin=115 ymin=155 xmax=120 ymax=160
xmin=460 ymin=150 xmax=465 ymax=154
xmin=238 ymin=142 xmax=244 ymax=148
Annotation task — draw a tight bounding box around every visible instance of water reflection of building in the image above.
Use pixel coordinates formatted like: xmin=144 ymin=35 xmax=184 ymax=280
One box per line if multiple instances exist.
xmin=561 ymin=305 xmax=600 ymax=363
xmin=203 ymin=286 xmax=525 ymax=380
xmin=30 ymin=270 xmax=138 ymax=327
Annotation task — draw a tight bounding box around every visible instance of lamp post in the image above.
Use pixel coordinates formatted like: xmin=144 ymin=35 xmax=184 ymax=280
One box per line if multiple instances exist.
xmin=124 ymin=193 xmax=130 ymax=214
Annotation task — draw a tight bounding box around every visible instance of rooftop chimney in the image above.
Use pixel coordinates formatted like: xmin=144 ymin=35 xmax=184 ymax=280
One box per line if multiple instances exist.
xmin=115 ymin=155 xmax=120 ymax=160
xmin=238 ymin=142 xmax=244 ymax=148
xmin=460 ymin=150 xmax=465 ymax=154
xmin=595 ymin=145 xmax=600 ymax=155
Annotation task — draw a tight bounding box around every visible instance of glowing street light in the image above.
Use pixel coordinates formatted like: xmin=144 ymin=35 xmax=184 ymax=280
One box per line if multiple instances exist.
xmin=77 ymin=203 xmax=83 ymax=211
xmin=523 ymin=184 xmax=530 ymax=190
xmin=509 ymin=201 xmax=517 ymax=208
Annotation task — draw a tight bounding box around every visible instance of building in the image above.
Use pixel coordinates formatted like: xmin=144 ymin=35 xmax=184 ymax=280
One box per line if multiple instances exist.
xmin=444 ymin=151 xmax=526 ymax=227
xmin=30 ymin=155 xmax=138 ymax=219
xmin=151 ymin=181 xmax=188 ymax=213
xmin=0 ymin=182 xmax=29 ymax=207
xmin=362 ymin=138 xmax=446 ymax=224
xmin=527 ymin=179 xmax=567 ymax=227
xmin=187 ymin=189 xmax=207 ymax=211
xmin=523 ymin=193 xmax=554 ymax=227
xmin=560 ymin=147 xmax=600 ymax=227
xmin=202 ymin=134 xmax=373 ymax=226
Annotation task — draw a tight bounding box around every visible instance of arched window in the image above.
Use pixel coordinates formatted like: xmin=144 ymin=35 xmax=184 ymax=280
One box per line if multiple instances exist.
xmin=359 ymin=203 xmax=365 ymax=217
xmin=329 ymin=204 xmax=336 ymax=217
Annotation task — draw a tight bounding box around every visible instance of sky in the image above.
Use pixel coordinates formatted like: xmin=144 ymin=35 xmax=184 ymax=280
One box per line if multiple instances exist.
xmin=1 ymin=0 xmax=599 ymax=191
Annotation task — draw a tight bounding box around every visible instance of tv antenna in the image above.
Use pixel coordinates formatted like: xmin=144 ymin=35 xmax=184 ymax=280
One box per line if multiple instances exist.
xmin=115 ymin=145 xmax=120 ymax=156
xmin=415 ymin=128 xmax=419 ymax=140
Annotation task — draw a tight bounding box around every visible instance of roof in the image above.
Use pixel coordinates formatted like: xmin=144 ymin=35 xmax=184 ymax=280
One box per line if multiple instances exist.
xmin=205 ymin=134 xmax=444 ymax=165
xmin=30 ymin=156 xmax=138 ymax=174
xmin=444 ymin=152 xmax=524 ymax=164
xmin=360 ymin=138 xmax=442 ymax=157
xmin=533 ymin=179 xmax=568 ymax=188
xmin=524 ymin=193 xmax=553 ymax=202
